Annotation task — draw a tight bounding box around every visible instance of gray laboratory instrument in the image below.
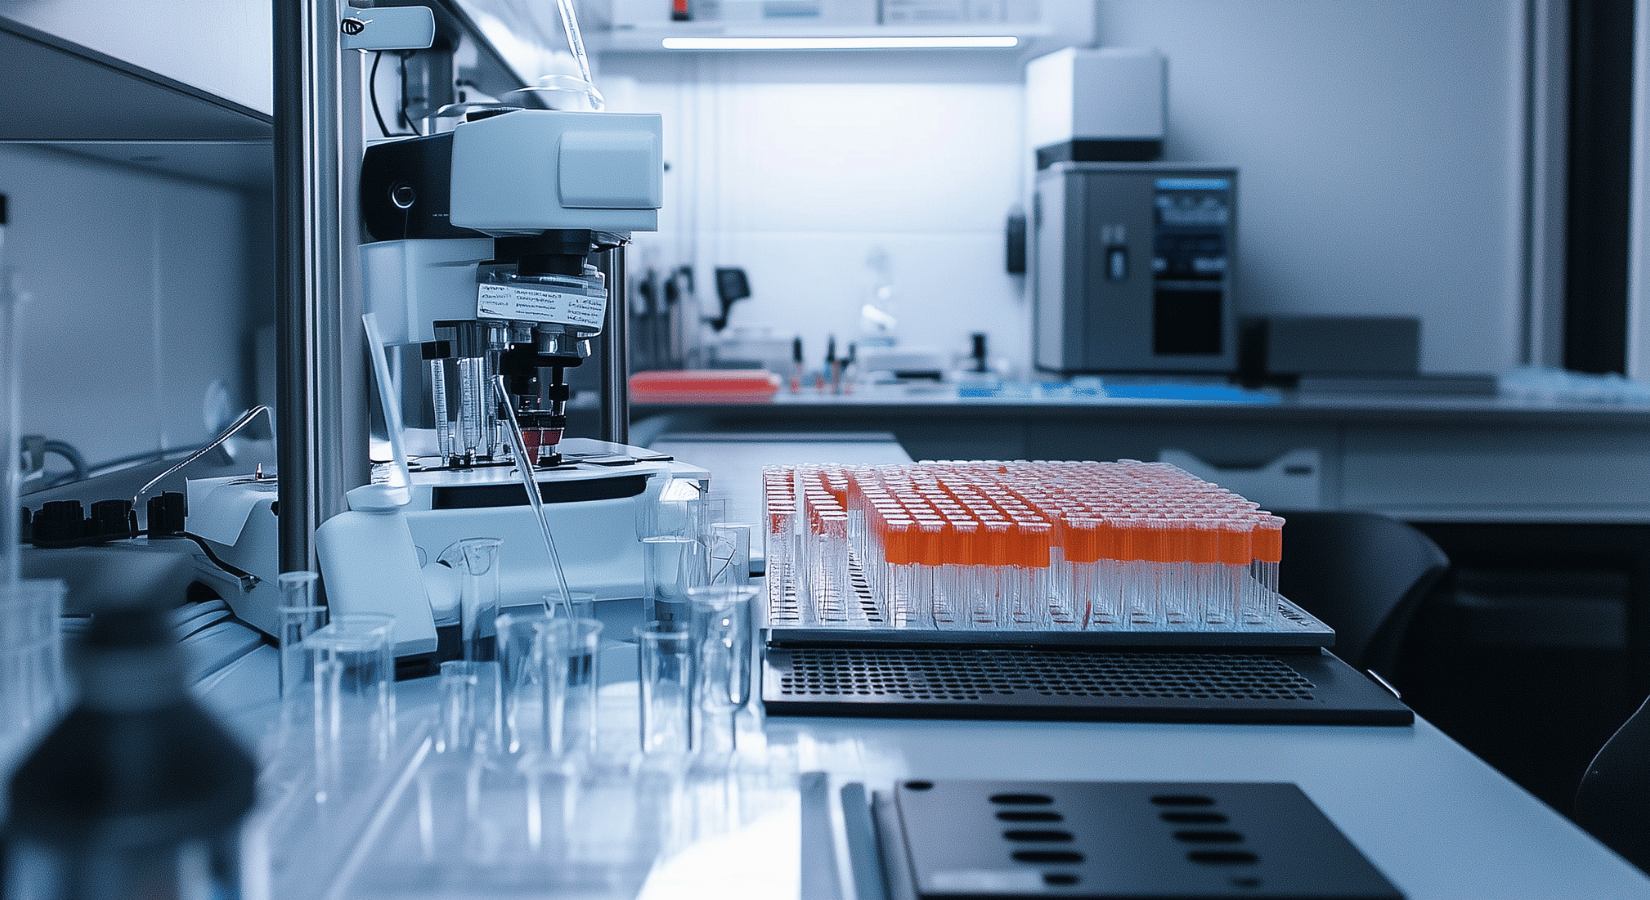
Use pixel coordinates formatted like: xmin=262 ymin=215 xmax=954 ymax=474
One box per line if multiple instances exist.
xmin=187 ymin=106 xmax=707 ymax=670
xmin=1032 ymin=163 xmax=1238 ymax=375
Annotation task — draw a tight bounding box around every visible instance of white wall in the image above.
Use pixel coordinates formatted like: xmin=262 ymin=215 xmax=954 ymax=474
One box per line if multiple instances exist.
xmin=1096 ymin=1 xmax=1529 ymax=375
xmin=0 ymin=145 xmax=261 ymax=462
xmin=602 ymin=0 xmax=1531 ymax=377
xmin=603 ymin=51 xmax=1034 ymax=375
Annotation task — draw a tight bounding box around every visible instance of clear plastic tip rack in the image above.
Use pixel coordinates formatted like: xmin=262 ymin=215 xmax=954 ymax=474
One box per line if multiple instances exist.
xmin=763 ymin=460 xmax=1328 ymax=646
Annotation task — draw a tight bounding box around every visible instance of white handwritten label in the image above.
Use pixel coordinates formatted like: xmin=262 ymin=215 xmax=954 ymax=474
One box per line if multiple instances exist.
xmin=476 ymin=283 xmax=606 ymax=329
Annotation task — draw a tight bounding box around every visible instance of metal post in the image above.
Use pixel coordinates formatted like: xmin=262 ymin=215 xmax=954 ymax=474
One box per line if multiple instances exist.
xmin=598 ymin=245 xmax=630 ymax=446
xmin=336 ymin=35 xmax=372 ymax=509
xmin=274 ymin=0 xmax=363 ymax=574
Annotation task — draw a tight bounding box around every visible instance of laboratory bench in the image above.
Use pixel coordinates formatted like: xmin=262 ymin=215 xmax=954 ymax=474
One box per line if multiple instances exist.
xmin=20 ymin=430 xmax=1650 ymax=896
xmin=627 ymin=386 xmax=1650 ymax=818
xmin=192 ymin=632 xmax=1650 ymax=900
xmin=632 ymin=383 xmax=1650 ymax=524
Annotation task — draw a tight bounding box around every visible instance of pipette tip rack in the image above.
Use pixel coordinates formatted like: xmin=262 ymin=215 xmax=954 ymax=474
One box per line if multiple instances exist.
xmin=762 ymin=460 xmax=1332 ymax=648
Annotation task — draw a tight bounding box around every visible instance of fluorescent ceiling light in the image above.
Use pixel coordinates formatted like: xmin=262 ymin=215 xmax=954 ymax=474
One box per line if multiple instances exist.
xmin=661 ymin=35 xmax=1020 ymax=50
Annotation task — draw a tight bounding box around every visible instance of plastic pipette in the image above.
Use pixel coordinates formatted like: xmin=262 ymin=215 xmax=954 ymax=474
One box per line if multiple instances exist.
xmin=492 ymin=376 xmax=574 ymax=618
xmin=554 ymin=0 xmax=603 ymax=111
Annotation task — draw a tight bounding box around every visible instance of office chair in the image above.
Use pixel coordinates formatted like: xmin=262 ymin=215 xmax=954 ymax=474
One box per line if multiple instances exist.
xmin=1576 ymin=696 xmax=1650 ymax=872
xmin=1277 ymin=510 xmax=1450 ymax=683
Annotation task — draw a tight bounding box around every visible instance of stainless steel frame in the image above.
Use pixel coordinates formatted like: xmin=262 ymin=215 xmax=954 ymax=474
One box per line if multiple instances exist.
xmin=597 ymin=245 xmax=630 ymax=446
xmin=273 ymin=0 xmax=367 ymax=574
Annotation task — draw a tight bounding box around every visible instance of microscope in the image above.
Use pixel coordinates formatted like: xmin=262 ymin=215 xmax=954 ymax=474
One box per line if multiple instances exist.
xmin=356 ymin=107 xmax=660 ymax=470
xmin=187 ymin=106 xmax=708 ymax=668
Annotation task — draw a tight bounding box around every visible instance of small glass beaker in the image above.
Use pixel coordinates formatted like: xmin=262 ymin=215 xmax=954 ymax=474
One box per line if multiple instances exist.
xmin=688 ymin=585 xmax=758 ymax=753
xmin=440 ymin=538 xmax=503 ymax=662
xmin=546 ymin=618 xmax=602 ymax=756
xmin=436 ymin=660 xmax=502 ymax=754
xmin=708 ymin=523 xmax=753 ymax=588
xmin=0 ymin=579 xmax=65 ymax=774
xmin=635 ymin=623 xmax=693 ymax=755
xmin=496 ymin=608 xmax=555 ymax=755
xmin=643 ymin=536 xmax=706 ymax=626
xmin=546 ymin=589 xmax=596 ymax=622
xmin=305 ymin=613 xmax=397 ymax=795
xmin=276 ymin=572 xmax=326 ymax=701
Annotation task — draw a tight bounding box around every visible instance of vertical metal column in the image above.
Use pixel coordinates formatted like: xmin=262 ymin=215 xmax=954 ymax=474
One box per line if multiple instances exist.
xmin=598 ymin=245 xmax=630 ymax=445
xmin=274 ymin=0 xmax=363 ymax=574
xmin=336 ymin=35 xmax=371 ymax=509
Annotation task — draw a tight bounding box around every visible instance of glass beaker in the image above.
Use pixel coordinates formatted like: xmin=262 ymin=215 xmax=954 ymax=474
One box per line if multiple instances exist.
xmin=546 ymin=618 xmax=602 ymax=756
xmin=440 ymin=537 xmax=504 ymax=662
xmin=708 ymin=523 xmax=753 ymax=588
xmin=496 ymin=608 xmax=556 ymax=755
xmin=436 ymin=660 xmax=502 ymax=755
xmin=0 ymin=579 xmax=65 ymax=781
xmin=276 ymin=572 xmax=326 ymax=701
xmin=305 ymin=614 xmax=397 ymax=799
xmin=687 ymin=585 xmax=758 ymax=753
xmin=643 ymin=536 xmax=706 ymax=626
xmin=635 ymin=623 xmax=693 ymax=755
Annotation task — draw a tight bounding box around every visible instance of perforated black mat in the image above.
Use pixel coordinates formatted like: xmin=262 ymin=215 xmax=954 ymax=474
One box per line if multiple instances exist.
xmin=872 ymin=779 xmax=1404 ymax=899
xmin=763 ymin=646 xmax=1412 ymax=725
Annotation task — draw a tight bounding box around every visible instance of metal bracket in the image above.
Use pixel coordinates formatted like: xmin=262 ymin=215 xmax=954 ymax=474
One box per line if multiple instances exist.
xmin=341 ymin=5 xmax=435 ymax=52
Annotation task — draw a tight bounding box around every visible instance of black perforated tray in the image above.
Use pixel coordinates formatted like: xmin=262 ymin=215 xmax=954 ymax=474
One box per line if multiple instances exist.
xmin=762 ymin=646 xmax=1412 ymax=726
xmin=873 ymin=779 xmax=1404 ymax=900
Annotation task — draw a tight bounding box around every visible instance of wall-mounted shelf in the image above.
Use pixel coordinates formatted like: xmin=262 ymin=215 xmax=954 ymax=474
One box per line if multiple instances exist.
xmin=588 ymin=2 xmax=1092 ymax=57
xmin=597 ymin=22 xmax=1058 ymax=51
xmin=0 ymin=11 xmax=272 ymax=140
xmin=0 ymin=14 xmax=273 ymax=189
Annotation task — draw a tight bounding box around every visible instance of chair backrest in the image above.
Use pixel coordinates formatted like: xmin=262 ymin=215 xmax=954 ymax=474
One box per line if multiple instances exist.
xmin=1576 ymin=694 xmax=1650 ymax=872
xmin=1277 ymin=511 xmax=1449 ymax=680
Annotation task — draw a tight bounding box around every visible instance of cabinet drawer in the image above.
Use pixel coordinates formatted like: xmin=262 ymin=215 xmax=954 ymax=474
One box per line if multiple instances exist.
xmin=1343 ymin=425 xmax=1650 ymax=519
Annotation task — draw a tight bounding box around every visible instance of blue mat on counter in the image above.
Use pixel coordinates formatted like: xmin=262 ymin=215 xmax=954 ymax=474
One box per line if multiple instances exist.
xmin=1098 ymin=383 xmax=1278 ymax=403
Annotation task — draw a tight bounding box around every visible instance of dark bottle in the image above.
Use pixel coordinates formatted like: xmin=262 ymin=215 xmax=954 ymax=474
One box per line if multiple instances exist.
xmin=3 ymin=599 xmax=257 ymax=900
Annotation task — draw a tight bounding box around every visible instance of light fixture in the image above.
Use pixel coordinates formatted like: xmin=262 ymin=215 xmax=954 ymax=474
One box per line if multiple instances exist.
xmin=660 ymin=35 xmax=1019 ymax=50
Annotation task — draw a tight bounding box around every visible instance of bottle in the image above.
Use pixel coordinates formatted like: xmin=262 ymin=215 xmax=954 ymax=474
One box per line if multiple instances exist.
xmin=859 ymin=245 xmax=898 ymax=347
xmin=314 ymin=483 xmax=438 ymax=661
xmin=3 ymin=597 xmax=258 ymax=900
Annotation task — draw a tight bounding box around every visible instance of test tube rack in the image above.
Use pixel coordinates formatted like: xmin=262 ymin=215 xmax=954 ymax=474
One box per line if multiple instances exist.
xmin=762 ymin=460 xmax=1332 ymax=648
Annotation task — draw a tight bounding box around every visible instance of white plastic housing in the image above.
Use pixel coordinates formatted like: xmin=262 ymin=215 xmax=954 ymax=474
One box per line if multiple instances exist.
xmin=450 ymin=110 xmax=664 ymax=235
xmin=314 ymin=485 xmax=439 ymax=657
xmin=360 ymin=238 xmax=495 ymax=345
xmin=1025 ymin=47 xmax=1166 ymax=151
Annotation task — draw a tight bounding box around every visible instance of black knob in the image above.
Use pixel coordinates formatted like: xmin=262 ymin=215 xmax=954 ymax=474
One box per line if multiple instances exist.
xmin=88 ymin=499 xmax=136 ymax=540
xmin=147 ymin=492 xmax=187 ymax=537
xmin=33 ymin=500 xmax=86 ymax=545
